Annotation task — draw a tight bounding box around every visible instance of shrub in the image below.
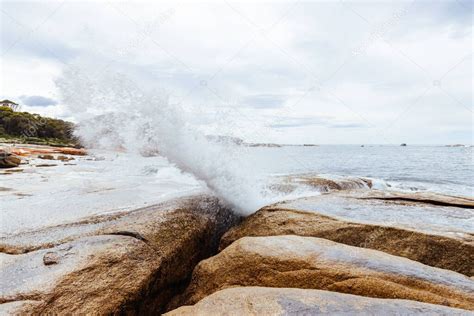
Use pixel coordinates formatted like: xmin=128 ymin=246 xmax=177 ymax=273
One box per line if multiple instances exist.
xmin=0 ymin=107 xmax=78 ymax=145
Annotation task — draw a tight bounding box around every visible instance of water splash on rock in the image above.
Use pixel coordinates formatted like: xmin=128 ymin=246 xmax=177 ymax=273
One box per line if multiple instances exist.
xmin=57 ymin=65 xmax=270 ymax=214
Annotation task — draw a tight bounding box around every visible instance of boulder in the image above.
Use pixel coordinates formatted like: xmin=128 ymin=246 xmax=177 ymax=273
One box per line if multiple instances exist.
xmin=221 ymin=191 xmax=474 ymax=276
xmin=290 ymin=175 xmax=373 ymax=191
xmin=56 ymin=155 xmax=74 ymax=161
xmin=166 ymin=287 xmax=471 ymax=315
xmin=0 ymin=195 xmax=239 ymax=314
xmin=37 ymin=154 xmax=55 ymax=160
xmin=269 ymin=175 xmax=372 ymax=194
xmin=173 ymin=236 xmax=474 ymax=311
xmin=0 ymin=150 xmax=21 ymax=168
xmin=220 ymin=207 xmax=474 ymax=276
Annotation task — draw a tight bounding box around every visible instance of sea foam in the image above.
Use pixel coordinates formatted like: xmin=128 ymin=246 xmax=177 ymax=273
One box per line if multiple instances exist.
xmin=57 ymin=65 xmax=271 ymax=214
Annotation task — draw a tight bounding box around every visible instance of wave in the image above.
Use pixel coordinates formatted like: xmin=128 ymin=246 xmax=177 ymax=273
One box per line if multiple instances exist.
xmin=57 ymin=65 xmax=272 ymax=214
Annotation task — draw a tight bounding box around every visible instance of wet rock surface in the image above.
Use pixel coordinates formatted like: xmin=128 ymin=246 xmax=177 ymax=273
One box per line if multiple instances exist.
xmin=1 ymin=143 xmax=84 ymax=170
xmin=2 ymin=157 xmax=473 ymax=315
xmin=0 ymin=150 xmax=21 ymax=169
xmin=37 ymin=154 xmax=55 ymax=160
xmin=166 ymin=287 xmax=472 ymax=316
xmin=9 ymin=145 xmax=86 ymax=157
xmin=274 ymin=190 xmax=474 ymax=239
xmin=269 ymin=174 xmax=372 ymax=194
xmin=172 ymin=235 xmax=474 ymax=311
xmin=220 ymin=206 xmax=474 ymax=276
xmin=288 ymin=174 xmax=373 ymax=191
xmin=0 ymin=195 xmax=240 ymax=315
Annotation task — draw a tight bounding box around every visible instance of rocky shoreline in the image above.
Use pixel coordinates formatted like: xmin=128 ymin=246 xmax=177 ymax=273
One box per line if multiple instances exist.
xmin=165 ymin=190 xmax=473 ymax=314
xmin=1 ymin=195 xmax=240 ymax=314
xmin=1 ymin=143 xmax=86 ymax=169
xmin=166 ymin=287 xmax=471 ymax=315
xmin=1 ymin=148 xmax=473 ymax=315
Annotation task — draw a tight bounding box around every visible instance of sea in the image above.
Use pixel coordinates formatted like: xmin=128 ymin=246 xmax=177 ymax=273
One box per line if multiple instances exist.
xmin=1 ymin=144 xmax=472 ymax=236
xmin=244 ymin=144 xmax=474 ymax=198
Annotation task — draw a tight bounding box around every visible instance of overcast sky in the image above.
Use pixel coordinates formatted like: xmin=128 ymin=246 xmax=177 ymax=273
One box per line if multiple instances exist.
xmin=1 ymin=0 xmax=472 ymax=144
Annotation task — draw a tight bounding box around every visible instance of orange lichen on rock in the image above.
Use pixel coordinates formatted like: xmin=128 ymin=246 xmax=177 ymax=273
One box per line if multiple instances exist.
xmin=8 ymin=146 xmax=87 ymax=157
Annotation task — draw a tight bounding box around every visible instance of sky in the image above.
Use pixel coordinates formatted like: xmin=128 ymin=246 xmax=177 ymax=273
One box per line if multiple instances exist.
xmin=0 ymin=0 xmax=472 ymax=144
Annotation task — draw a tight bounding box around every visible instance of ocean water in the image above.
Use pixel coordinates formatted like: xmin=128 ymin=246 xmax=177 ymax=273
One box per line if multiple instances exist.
xmin=1 ymin=145 xmax=472 ymax=236
xmin=56 ymin=66 xmax=474 ymax=214
xmin=242 ymin=145 xmax=473 ymax=198
xmin=3 ymin=64 xmax=458 ymax=236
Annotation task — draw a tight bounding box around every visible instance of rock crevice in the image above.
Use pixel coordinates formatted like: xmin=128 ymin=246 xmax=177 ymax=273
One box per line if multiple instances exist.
xmin=171 ymin=235 xmax=474 ymax=311
xmin=0 ymin=195 xmax=240 ymax=315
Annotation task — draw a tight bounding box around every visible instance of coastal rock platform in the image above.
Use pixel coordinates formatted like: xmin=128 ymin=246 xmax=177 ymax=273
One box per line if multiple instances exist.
xmin=166 ymin=287 xmax=472 ymax=316
xmin=221 ymin=190 xmax=474 ymax=276
xmin=172 ymin=235 xmax=474 ymax=310
xmin=0 ymin=195 xmax=239 ymax=315
xmin=2 ymin=167 xmax=473 ymax=314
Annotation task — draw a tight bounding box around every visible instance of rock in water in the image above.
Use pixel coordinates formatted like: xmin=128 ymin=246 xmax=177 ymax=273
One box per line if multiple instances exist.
xmin=0 ymin=195 xmax=239 ymax=315
xmin=56 ymin=155 xmax=74 ymax=161
xmin=172 ymin=236 xmax=474 ymax=310
xmin=165 ymin=287 xmax=471 ymax=315
xmin=289 ymin=175 xmax=373 ymax=191
xmin=37 ymin=154 xmax=55 ymax=160
xmin=269 ymin=175 xmax=373 ymax=194
xmin=0 ymin=150 xmax=21 ymax=168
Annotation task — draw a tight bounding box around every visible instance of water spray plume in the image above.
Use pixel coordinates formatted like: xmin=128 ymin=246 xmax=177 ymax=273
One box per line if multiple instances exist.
xmin=57 ymin=66 xmax=270 ymax=214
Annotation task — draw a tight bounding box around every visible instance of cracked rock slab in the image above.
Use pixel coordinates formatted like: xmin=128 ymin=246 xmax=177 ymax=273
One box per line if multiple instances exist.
xmin=172 ymin=236 xmax=474 ymax=311
xmin=220 ymin=206 xmax=474 ymax=276
xmin=0 ymin=195 xmax=239 ymax=315
xmin=273 ymin=191 xmax=474 ymax=239
xmin=165 ymin=287 xmax=472 ymax=316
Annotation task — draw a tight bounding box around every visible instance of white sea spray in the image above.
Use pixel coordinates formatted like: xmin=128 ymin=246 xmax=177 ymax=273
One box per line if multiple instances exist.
xmin=56 ymin=65 xmax=272 ymax=214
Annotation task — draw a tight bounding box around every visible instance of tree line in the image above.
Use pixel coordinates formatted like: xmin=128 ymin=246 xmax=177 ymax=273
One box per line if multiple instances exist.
xmin=0 ymin=106 xmax=78 ymax=146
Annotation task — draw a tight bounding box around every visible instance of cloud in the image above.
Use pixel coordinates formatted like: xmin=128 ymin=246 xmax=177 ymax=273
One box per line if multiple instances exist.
xmin=329 ymin=123 xmax=367 ymax=129
xmin=0 ymin=1 xmax=471 ymax=144
xmin=269 ymin=116 xmax=366 ymax=129
xmin=269 ymin=117 xmax=325 ymax=129
xmin=242 ymin=94 xmax=286 ymax=108
xmin=19 ymin=95 xmax=58 ymax=107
